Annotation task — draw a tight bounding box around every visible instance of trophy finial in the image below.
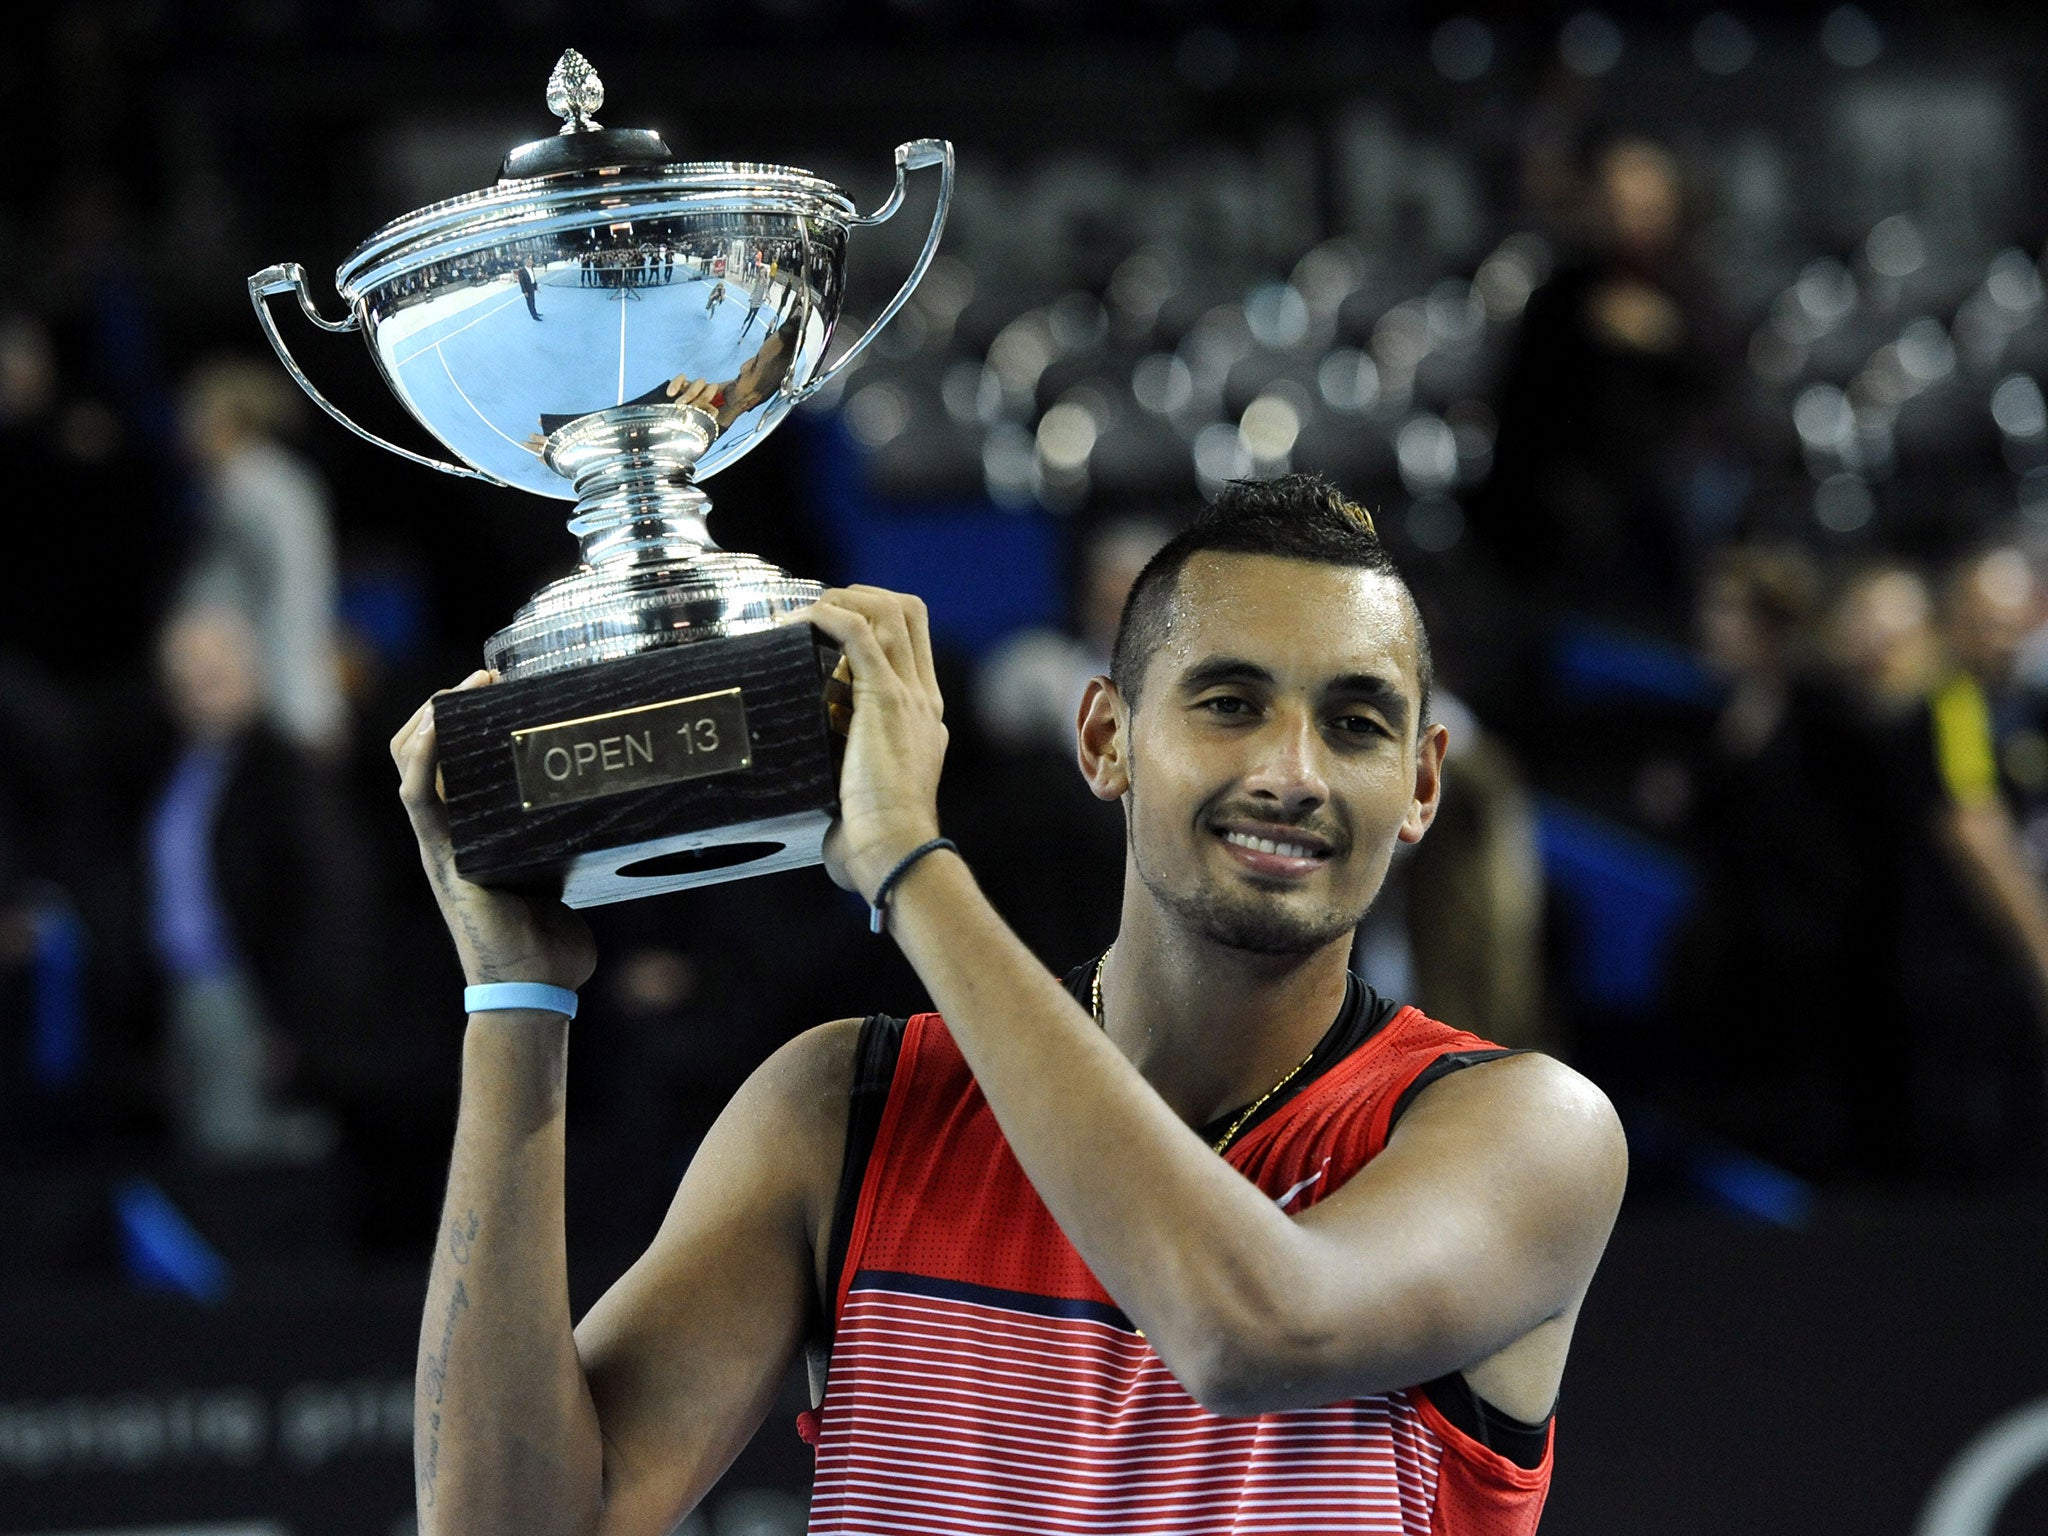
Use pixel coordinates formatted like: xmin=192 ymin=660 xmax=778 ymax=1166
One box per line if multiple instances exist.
xmin=546 ymin=50 xmax=604 ymax=133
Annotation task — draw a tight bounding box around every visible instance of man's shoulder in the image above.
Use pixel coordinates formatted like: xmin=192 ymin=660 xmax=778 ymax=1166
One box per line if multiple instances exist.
xmin=1391 ymin=1049 xmax=1627 ymax=1200
xmin=1495 ymin=1047 xmax=1612 ymax=1104
xmin=698 ymin=1019 xmax=869 ymax=1233
xmin=756 ymin=1017 xmax=868 ymax=1126
xmin=1404 ymin=1046 xmax=1612 ymax=1119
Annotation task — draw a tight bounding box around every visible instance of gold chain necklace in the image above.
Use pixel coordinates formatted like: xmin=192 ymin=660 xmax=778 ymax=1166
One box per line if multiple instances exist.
xmin=1091 ymin=947 xmax=1321 ymax=1156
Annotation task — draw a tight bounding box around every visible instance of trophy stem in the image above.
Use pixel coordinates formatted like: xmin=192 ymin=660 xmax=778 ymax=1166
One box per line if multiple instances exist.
xmin=545 ymin=402 xmax=723 ymax=569
xmin=485 ymin=404 xmax=821 ymax=680
xmin=570 ymin=463 xmax=718 ymax=571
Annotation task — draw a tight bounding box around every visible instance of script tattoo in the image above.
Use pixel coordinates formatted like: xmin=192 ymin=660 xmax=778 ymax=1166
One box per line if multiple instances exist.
xmin=447 ymin=1207 xmax=479 ymax=1266
xmin=419 ymin=1209 xmax=479 ymax=1509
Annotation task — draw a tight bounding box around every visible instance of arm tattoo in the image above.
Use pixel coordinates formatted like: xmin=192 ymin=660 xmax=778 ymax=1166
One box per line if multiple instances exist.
xmin=418 ymin=1209 xmax=479 ymax=1509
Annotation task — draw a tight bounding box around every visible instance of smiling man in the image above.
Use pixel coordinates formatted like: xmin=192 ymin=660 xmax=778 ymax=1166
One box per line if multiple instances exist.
xmin=395 ymin=473 xmax=1626 ymax=1536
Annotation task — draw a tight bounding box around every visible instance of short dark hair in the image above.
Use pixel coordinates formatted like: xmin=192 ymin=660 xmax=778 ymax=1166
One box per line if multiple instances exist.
xmin=1108 ymin=473 xmax=1433 ymax=730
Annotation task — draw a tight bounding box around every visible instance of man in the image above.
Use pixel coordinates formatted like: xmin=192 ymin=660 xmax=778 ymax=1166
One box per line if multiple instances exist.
xmin=179 ymin=358 xmax=347 ymax=756
xmin=394 ymin=475 xmax=1626 ymax=1534
xmin=1892 ymin=545 xmax=2048 ymax=1175
xmin=1477 ymin=134 xmax=1723 ymax=632
xmin=145 ymin=602 xmax=361 ymax=1162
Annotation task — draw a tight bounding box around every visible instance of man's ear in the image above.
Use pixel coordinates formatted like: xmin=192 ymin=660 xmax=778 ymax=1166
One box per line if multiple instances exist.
xmin=1398 ymin=720 xmax=1449 ymax=844
xmin=1076 ymin=676 xmax=1130 ymax=802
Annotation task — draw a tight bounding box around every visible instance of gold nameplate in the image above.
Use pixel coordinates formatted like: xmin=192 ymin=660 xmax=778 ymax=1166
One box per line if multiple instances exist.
xmin=511 ymin=689 xmax=752 ymax=810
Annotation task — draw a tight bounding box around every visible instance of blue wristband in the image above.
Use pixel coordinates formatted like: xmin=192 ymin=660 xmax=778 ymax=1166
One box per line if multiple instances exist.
xmin=464 ymin=982 xmax=579 ymax=1019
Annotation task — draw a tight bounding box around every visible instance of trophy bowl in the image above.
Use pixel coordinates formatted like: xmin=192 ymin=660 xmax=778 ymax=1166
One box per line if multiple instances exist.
xmin=250 ymin=49 xmax=954 ymax=903
xmin=337 ymin=163 xmax=851 ymax=503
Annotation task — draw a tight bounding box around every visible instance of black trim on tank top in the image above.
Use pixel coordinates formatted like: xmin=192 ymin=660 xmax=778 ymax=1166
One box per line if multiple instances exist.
xmin=1385 ymin=1048 xmax=1525 ymax=1134
xmin=1059 ymin=960 xmax=1405 ymax=1150
xmin=1415 ymin=1372 xmax=1551 ymax=1470
xmin=822 ymin=1011 xmax=908 ymax=1318
xmin=1386 ymin=1044 xmax=1550 ymax=1467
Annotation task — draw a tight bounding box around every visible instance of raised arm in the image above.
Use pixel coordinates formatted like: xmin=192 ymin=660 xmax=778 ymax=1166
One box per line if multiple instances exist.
xmin=393 ymin=674 xmax=847 ymax=1536
xmin=575 ymin=1017 xmax=855 ymax=1534
xmin=394 ymin=675 xmax=600 ymax=1532
xmin=798 ymin=587 xmax=1626 ymax=1418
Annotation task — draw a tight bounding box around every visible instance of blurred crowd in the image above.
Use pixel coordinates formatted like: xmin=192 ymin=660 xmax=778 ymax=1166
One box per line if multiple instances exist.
xmin=4 ymin=7 xmax=2048 ymax=1293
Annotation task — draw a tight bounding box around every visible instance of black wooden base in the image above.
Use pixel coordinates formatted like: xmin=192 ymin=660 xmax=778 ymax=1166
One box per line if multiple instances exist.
xmin=432 ymin=625 xmax=839 ymax=907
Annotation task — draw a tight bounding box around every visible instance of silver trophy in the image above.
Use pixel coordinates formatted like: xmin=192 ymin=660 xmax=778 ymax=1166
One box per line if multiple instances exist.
xmin=251 ymin=50 xmax=953 ymax=904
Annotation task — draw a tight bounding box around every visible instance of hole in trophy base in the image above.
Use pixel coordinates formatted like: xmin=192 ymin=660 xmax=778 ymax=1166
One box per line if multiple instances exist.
xmin=616 ymin=841 xmax=788 ymax=879
xmin=558 ymin=810 xmax=830 ymax=905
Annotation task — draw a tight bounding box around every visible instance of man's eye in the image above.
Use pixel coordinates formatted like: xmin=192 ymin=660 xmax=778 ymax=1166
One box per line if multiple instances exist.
xmin=1201 ymin=696 xmax=1254 ymax=716
xmin=1332 ymin=714 xmax=1388 ymax=736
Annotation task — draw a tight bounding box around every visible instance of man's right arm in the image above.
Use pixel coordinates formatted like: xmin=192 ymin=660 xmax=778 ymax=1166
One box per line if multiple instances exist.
xmin=416 ymin=1011 xmax=855 ymax=1536
xmin=395 ymin=677 xmax=852 ymax=1536
xmin=575 ymin=1017 xmax=857 ymax=1533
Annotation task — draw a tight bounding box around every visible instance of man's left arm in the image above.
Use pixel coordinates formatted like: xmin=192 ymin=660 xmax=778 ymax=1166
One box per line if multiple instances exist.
xmin=1939 ymin=800 xmax=2048 ymax=1024
xmin=889 ymin=854 xmax=1623 ymax=1414
xmin=798 ymin=587 xmax=1627 ymax=1417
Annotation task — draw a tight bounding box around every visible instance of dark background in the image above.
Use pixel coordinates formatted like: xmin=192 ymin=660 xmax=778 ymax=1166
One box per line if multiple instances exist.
xmin=4 ymin=2 xmax=2048 ymax=1532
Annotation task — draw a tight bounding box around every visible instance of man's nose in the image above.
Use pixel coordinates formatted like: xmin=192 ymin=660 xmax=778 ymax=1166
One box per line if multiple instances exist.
xmin=1242 ymin=706 xmax=1329 ymax=814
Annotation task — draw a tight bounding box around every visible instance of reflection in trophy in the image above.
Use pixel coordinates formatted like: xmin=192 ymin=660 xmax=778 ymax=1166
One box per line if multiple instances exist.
xmin=250 ymin=49 xmax=953 ymax=904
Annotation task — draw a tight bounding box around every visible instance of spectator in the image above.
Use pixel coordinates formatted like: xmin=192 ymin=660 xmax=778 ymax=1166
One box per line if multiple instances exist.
xmin=1670 ymin=545 xmax=1884 ymax=1175
xmin=1401 ymin=691 xmax=1548 ymax=1053
xmin=178 ymin=358 xmax=347 ymax=755
xmin=1890 ymin=546 xmax=2048 ymax=1177
xmin=1477 ymin=135 xmax=1727 ymax=630
xmin=0 ymin=658 xmax=102 ymax=1145
xmin=0 ymin=313 xmax=177 ymax=689
xmin=144 ymin=603 xmax=364 ymax=1164
xmin=1806 ymin=552 xmax=2048 ymax=1179
xmin=961 ymin=517 xmax=1172 ymax=969
xmin=1821 ymin=562 xmax=1942 ymax=718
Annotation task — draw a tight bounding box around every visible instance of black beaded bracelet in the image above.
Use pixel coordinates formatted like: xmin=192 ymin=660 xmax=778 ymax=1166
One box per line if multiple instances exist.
xmin=868 ymin=837 xmax=959 ymax=934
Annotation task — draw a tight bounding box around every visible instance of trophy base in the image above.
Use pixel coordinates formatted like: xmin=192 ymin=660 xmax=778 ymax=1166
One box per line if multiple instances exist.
xmin=432 ymin=623 xmax=838 ymax=907
xmin=555 ymin=807 xmax=832 ymax=907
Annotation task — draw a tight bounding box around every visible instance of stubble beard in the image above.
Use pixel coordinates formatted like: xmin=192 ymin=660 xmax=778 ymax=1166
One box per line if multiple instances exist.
xmin=1127 ymin=795 xmax=1366 ymax=958
xmin=1145 ymin=870 xmax=1360 ymax=955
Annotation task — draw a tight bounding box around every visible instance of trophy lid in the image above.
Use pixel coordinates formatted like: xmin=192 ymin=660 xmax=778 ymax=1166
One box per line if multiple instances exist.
xmin=336 ymin=49 xmax=854 ymax=303
xmin=499 ymin=50 xmax=675 ymax=181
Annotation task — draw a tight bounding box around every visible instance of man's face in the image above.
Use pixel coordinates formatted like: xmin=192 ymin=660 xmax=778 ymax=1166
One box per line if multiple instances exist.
xmin=1114 ymin=551 xmax=1441 ymax=956
xmin=1599 ymin=141 xmax=1681 ymax=258
xmin=160 ymin=609 xmax=262 ymax=740
xmin=1948 ymin=549 xmax=2036 ymax=688
xmin=1697 ymin=574 xmax=1772 ymax=677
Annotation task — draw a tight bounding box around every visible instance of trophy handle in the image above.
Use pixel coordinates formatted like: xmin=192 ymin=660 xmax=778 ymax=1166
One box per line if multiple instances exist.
xmin=796 ymin=139 xmax=955 ymax=401
xmin=247 ymin=263 xmax=503 ymax=484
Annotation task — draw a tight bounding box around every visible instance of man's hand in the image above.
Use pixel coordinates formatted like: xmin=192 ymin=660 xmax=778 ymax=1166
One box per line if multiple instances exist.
xmin=665 ymin=375 xmax=726 ymax=412
xmin=391 ymin=671 xmax=596 ymax=992
xmin=791 ymin=587 xmax=948 ymax=903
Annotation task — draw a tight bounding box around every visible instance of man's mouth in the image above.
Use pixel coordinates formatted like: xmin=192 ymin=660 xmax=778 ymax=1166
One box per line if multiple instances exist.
xmin=1220 ymin=829 xmax=1325 ymax=860
xmin=1212 ymin=822 xmax=1338 ymax=877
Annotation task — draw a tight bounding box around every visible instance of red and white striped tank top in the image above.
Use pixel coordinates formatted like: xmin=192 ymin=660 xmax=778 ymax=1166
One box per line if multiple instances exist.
xmin=804 ymin=1003 xmax=1554 ymax=1535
